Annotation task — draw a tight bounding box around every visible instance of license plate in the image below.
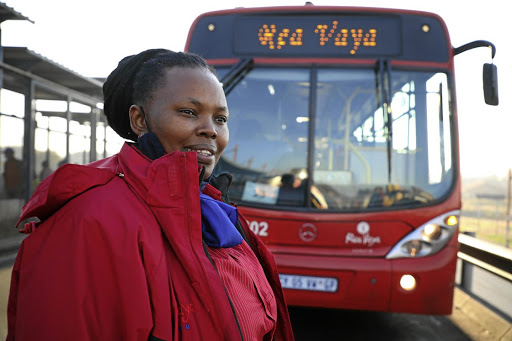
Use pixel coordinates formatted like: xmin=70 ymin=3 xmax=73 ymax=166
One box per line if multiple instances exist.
xmin=279 ymin=274 xmax=338 ymax=292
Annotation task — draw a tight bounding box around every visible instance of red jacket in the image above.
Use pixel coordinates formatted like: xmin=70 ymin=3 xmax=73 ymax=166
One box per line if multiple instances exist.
xmin=7 ymin=143 xmax=294 ymax=341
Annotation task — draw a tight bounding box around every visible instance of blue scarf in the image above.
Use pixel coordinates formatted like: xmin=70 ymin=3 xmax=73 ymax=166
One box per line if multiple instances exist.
xmin=200 ymin=193 xmax=243 ymax=248
xmin=139 ymin=132 xmax=242 ymax=248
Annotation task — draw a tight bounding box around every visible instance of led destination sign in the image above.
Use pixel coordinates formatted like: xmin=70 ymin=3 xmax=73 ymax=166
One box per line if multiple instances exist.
xmin=234 ymin=15 xmax=401 ymax=57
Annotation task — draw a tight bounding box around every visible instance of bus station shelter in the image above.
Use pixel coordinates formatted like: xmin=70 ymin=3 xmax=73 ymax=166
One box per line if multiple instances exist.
xmin=0 ymin=2 xmax=122 ymax=228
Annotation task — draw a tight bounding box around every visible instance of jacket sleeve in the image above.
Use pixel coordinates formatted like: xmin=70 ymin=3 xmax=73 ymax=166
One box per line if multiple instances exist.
xmin=6 ymin=185 xmax=171 ymax=341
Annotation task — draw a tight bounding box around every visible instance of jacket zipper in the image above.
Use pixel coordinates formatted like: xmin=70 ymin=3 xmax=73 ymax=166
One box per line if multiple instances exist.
xmin=202 ymin=240 xmax=245 ymax=341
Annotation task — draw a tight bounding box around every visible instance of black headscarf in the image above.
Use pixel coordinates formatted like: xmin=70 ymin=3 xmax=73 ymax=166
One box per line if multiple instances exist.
xmin=102 ymin=48 xmax=169 ymax=141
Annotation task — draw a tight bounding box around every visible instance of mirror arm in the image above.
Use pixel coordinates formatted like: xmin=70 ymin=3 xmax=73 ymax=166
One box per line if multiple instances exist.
xmin=454 ymin=40 xmax=496 ymax=60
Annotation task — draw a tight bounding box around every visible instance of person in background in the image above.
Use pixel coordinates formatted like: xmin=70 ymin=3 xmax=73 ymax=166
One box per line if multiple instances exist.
xmin=3 ymin=147 xmax=23 ymax=198
xmin=39 ymin=160 xmax=53 ymax=181
xmin=7 ymin=49 xmax=295 ymax=341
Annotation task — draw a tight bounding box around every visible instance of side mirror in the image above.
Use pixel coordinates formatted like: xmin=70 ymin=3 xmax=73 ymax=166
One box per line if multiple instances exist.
xmin=483 ymin=63 xmax=499 ymax=105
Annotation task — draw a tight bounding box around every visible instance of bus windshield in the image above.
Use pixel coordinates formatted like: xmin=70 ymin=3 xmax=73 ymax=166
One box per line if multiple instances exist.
xmin=214 ymin=66 xmax=454 ymax=211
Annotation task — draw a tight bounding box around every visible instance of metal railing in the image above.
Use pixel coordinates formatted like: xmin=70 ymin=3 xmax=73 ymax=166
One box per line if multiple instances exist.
xmin=458 ymin=232 xmax=512 ymax=284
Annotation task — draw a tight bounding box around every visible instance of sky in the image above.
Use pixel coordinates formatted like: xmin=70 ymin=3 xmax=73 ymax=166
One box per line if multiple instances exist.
xmin=1 ymin=0 xmax=510 ymax=179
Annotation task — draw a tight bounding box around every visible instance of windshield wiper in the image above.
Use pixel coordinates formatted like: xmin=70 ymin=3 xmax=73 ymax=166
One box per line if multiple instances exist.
xmin=376 ymin=59 xmax=393 ymax=183
xmin=220 ymin=57 xmax=254 ymax=96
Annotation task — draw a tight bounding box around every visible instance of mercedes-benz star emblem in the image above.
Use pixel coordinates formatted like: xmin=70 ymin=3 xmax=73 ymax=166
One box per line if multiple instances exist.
xmin=299 ymin=223 xmax=317 ymax=242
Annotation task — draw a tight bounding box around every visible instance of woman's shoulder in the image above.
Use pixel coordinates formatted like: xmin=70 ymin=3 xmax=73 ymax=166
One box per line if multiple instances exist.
xmin=66 ymin=175 xmax=155 ymax=226
xmin=21 ymin=176 xmax=160 ymax=255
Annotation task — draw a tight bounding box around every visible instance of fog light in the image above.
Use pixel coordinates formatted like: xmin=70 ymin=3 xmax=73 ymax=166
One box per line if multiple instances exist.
xmin=423 ymin=224 xmax=442 ymax=240
xmin=400 ymin=274 xmax=417 ymax=291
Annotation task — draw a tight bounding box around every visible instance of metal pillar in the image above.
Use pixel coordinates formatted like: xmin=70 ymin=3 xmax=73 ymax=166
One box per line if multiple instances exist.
xmin=103 ymin=125 xmax=107 ymax=159
xmin=506 ymin=169 xmax=511 ymax=248
xmin=65 ymin=96 xmax=71 ymax=163
xmin=23 ymin=80 xmax=35 ymax=201
xmin=0 ymin=28 xmax=3 ymax=92
xmin=90 ymin=108 xmax=98 ymax=162
xmin=460 ymin=231 xmax=476 ymax=292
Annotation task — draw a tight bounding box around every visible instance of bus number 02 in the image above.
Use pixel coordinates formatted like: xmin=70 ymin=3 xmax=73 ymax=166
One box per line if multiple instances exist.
xmin=249 ymin=221 xmax=269 ymax=237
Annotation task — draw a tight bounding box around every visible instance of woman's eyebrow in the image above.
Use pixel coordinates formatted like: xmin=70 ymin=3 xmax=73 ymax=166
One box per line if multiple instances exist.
xmin=187 ymin=97 xmax=201 ymax=106
xmin=187 ymin=97 xmax=228 ymax=112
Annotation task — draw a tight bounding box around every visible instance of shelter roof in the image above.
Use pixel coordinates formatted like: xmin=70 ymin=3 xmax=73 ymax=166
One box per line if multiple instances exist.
xmin=0 ymin=2 xmax=33 ymax=23
xmin=3 ymin=46 xmax=104 ymax=102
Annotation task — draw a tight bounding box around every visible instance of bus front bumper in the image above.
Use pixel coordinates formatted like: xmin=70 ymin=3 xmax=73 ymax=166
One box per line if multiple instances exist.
xmin=272 ymin=243 xmax=458 ymax=315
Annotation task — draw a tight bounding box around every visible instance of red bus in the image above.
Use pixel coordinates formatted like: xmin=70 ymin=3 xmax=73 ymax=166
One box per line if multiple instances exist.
xmin=185 ymin=5 xmax=499 ymax=315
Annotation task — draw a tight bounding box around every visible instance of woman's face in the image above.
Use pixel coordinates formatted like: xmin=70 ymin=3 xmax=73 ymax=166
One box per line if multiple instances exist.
xmin=132 ymin=67 xmax=229 ymax=178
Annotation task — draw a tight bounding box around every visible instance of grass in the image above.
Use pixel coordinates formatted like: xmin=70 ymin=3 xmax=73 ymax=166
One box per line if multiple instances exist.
xmin=459 ymin=215 xmax=511 ymax=248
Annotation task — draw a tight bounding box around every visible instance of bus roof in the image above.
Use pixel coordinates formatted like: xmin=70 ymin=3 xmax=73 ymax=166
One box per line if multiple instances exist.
xmin=189 ymin=5 xmax=445 ymax=21
xmin=185 ymin=5 xmax=451 ymax=62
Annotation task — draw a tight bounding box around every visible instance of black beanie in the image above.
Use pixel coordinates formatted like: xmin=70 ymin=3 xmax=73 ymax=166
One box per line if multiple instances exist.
xmin=102 ymin=48 xmax=169 ymax=141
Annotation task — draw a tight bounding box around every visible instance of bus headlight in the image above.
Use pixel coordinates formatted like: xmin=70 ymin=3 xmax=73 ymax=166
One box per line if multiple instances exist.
xmin=403 ymin=240 xmax=422 ymax=256
xmin=422 ymin=224 xmax=442 ymax=240
xmin=386 ymin=210 xmax=459 ymax=259
xmin=401 ymin=239 xmax=433 ymax=257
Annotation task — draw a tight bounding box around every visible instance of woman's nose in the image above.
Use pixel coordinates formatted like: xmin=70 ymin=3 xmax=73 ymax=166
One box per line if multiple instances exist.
xmin=197 ymin=117 xmax=217 ymax=139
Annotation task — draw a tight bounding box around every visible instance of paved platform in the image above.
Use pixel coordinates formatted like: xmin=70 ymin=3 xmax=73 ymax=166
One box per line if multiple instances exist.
xmin=450 ymin=288 xmax=512 ymax=340
xmin=0 ymin=266 xmax=12 ymax=339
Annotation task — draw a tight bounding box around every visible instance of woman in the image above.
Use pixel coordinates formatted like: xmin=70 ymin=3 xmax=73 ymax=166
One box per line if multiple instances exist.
xmin=7 ymin=49 xmax=294 ymax=341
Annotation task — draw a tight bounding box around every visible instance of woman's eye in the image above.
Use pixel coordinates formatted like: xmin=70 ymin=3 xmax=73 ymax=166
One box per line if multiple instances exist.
xmin=180 ymin=109 xmax=196 ymax=116
xmin=216 ymin=116 xmax=228 ymax=124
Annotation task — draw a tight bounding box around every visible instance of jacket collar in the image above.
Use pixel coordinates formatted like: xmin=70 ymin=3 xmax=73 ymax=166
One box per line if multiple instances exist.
xmin=117 ymin=143 xmax=224 ymax=206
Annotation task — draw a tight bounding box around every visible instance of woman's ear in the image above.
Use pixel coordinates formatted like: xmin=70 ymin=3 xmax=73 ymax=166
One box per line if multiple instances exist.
xmin=129 ymin=105 xmax=147 ymax=136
